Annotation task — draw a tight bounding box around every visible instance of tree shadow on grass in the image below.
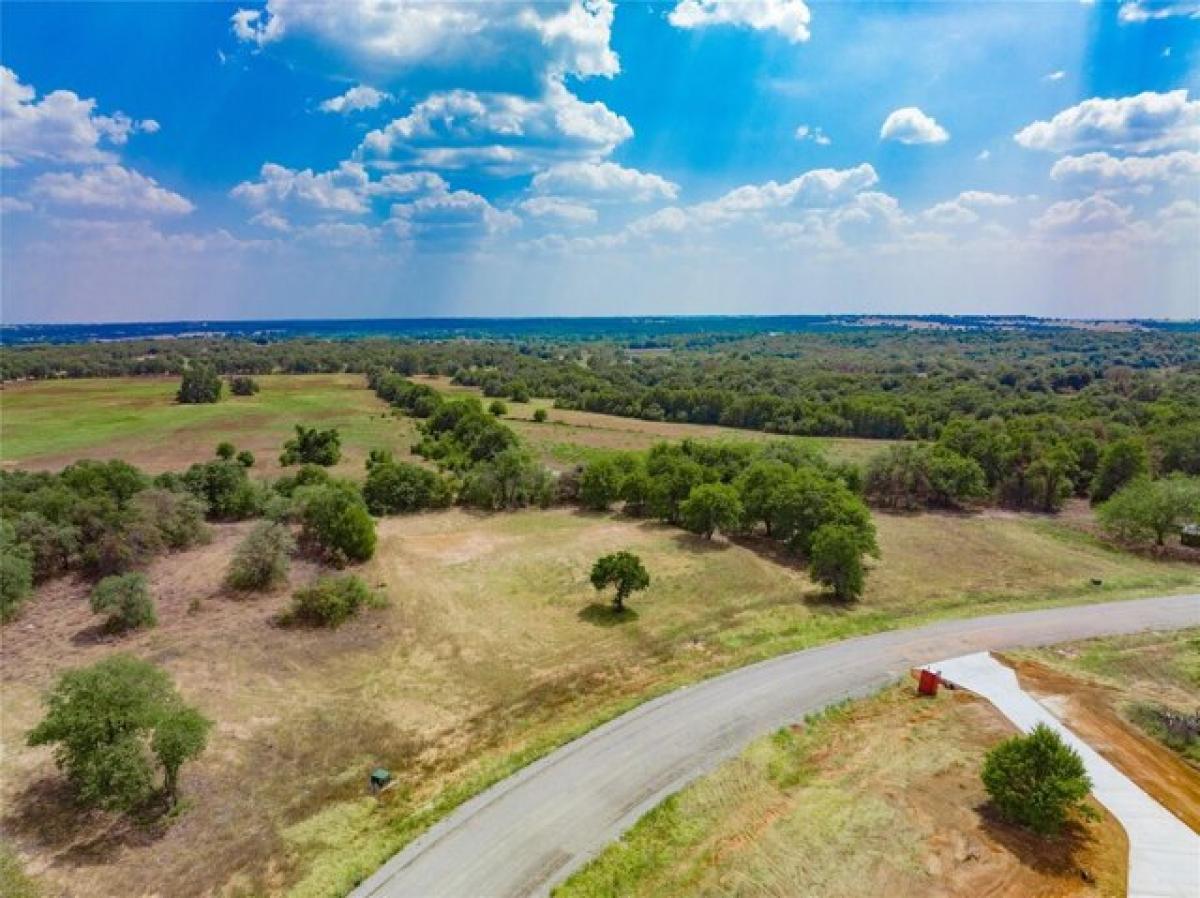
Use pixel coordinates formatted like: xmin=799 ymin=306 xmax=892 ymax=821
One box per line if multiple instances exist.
xmin=577 ymin=603 xmax=640 ymax=627
xmin=669 ymin=531 xmax=731 ymax=555
xmin=976 ymin=801 xmax=1099 ymax=879
xmin=2 ymin=775 xmax=170 ymax=868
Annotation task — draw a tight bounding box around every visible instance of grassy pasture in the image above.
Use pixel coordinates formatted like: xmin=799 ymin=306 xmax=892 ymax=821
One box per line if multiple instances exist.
xmin=2 ymin=507 xmax=1195 ymax=897
xmin=0 ymin=375 xmax=421 ymax=477
xmin=1 ymin=375 xmax=890 ymax=479
xmin=408 ymin=375 xmax=893 ymax=467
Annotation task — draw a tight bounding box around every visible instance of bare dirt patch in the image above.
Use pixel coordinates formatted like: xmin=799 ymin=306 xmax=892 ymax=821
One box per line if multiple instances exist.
xmin=1011 ymin=659 xmax=1200 ymax=832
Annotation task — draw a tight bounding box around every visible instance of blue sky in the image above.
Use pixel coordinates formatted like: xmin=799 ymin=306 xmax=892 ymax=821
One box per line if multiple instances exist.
xmin=1 ymin=0 xmax=1197 ymax=322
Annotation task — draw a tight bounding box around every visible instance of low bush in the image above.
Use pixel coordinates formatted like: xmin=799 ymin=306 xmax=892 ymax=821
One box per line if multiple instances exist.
xmin=0 ymin=521 xmax=34 ymax=622
xmin=226 ymin=521 xmax=295 ymax=592
xmin=90 ymin=573 xmax=157 ymax=633
xmin=280 ymin=425 xmax=342 ymax=467
xmin=229 ymin=375 xmax=260 ymax=396
xmin=981 ymin=722 xmax=1092 ymax=834
xmin=298 ymin=482 xmax=376 ymax=564
xmin=288 ymin=574 xmax=381 ymax=628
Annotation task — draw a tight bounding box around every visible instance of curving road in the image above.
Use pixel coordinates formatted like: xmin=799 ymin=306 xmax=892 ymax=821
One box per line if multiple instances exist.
xmin=351 ymin=594 xmax=1200 ymax=898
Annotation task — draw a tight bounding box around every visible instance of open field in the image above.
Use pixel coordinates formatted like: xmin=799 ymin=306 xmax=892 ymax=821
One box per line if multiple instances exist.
xmin=409 ymin=375 xmax=894 ymax=467
xmin=1 ymin=375 xmax=890 ymax=480
xmin=553 ymin=686 xmax=1128 ymax=898
xmin=2 ymin=506 xmax=1196 ymax=897
xmin=0 ymin=375 xmax=422 ymax=478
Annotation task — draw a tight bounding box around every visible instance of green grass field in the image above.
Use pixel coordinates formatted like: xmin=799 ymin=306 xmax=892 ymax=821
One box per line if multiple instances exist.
xmin=1 ymin=374 xmax=890 ymax=477
xmin=1 ymin=375 xmax=420 ymax=476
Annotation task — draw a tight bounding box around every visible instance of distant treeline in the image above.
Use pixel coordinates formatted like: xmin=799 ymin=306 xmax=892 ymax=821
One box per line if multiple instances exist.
xmin=5 ymin=329 xmax=1200 ymax=489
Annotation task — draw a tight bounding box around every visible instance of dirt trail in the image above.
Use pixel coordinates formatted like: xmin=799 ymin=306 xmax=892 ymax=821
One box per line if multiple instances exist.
xmin=1011 ymin=659 xmax=1200 ymax=833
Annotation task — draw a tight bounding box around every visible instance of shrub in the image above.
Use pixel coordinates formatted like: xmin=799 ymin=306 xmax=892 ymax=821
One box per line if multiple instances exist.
xmin=532 ymin=408 xmax=548 ymax=423
xmin=27 ymin=655 xmax=210 ymax=811
xmin=181 ymin=459 xmax=262 ymax=521
xmin=0 ymin=521 xmax=34 ymax=622
xmin=131 ymin=488 xmax=210 ymax=550
xmin=226 ymin=521 xmax=295 ymax=592
xmin=809 ymin=523 xmax=867 ymax=601
xmin=215 ymin=441 xmax=236 ymax=461
xmin=363 ymin=458 xmax=453 ymax=515
xmin=488 ymin=399 xmax=509 ymax=417
xmin=458 ymin=448 xmax=555 ymax=510
xmin=13 ymin=511 xmax=78 ymax=582
xmin=236 ymin=450 xmax=255 ymax=468
xmin=90 ymin=573 xmax=157 ymax=633
xmin=229 ymin=375 xmax=260 ymax=396
xmin=590 ymin=551 xmax=650 ymax=612
xmin=177 ymin=365 xmax=222 ymax=404
xmin=981 ymin=723 xmax=1092 ymax=834
xmin=289 ymin=574 xmax=379 ymax=627
xmin=81 ymin=515 xmax=164 ymax=579
xmin=298 ymin=482 xmax=376 ymax=564
xmin=280 ymin=425 xmax=342 ymax=467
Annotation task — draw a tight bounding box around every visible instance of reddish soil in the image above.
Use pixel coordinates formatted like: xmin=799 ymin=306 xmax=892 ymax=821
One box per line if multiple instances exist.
xmin=1012 ymin=660 xmax=1200 ymax=833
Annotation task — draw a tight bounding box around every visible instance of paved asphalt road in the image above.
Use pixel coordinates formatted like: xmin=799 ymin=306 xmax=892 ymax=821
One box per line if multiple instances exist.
xmin=351 ymin=594 xmax=1199 ymax=898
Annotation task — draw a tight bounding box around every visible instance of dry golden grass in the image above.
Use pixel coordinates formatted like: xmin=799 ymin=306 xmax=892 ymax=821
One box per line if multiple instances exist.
xmin=2 ymin=506 xmax=1194 ymax=897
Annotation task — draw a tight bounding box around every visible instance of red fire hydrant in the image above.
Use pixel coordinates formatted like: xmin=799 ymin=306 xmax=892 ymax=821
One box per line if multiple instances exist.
xmin=917 ymin=669 xmax=941 ymax=697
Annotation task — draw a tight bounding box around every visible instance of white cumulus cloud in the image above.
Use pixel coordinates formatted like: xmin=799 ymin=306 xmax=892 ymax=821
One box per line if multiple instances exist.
xmin=1033 ymin=194 xmax=1132 ymax=234
xmin=357 ymin=81 xmax=631 ymax=174
xmin=668 ymin=0 xmax=812 ymax=43
xmin=1014 ymin=90 xmax=1200 ymax=153
xmin=0 ymin=66 xmax=158 ymax=167
xmin=879 ymin=107 xmax=950 ymax=145
xmin=519 ymin=196 xmax=598 ymax=224
xmin=319 ymin=84 xmax=391 ymax=114
xmin=1050 ymin=150 xmax=1200 ymax=189
xmin=531 ymin=161 xmax=678 ymax=201
xmin=795 ymin=124 xmax=831 ymax=145
xmin=231 ymin=0 xmax=618 ymax=81
xmin=30 ymin=165 xmax=194 ymax=215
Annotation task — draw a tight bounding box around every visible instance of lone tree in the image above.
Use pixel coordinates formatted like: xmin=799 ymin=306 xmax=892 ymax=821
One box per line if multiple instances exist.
xmin=1099 ymin=475 xmax=1200 ymax=547
xmin=177 ymin=364 xmax=222 ymax=404
xmin=590 ymin=551 xmax=650 ymax=613
xmin=981 ymin=723 xmax=1092 ymax=834
xmin=27 ymin=655 xmax=211 ymax=811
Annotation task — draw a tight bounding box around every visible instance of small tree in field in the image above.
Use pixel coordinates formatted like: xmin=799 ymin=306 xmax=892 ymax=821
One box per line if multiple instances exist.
xmin=152 ymin=705 xmax=212 ymax=806
xmin=532 ymin=408 xmax=548 ymax=423
xmin=982 ymin=723 xmax=1092 ymax=834
xmin=808 ymin=524 xmax=867 ymax=601
xmin=280 ymin=425 xmax=342 ymax=467
xmin=27 ymin=655 xmax=210 ymax=812
xmin=90 ymin=573 xmax=157 ymax=633
xmin=590 ymin=551 xmax=650 ymax=613
xmin=177 ymin=365 xmax=222 ymax=404
xmin=1099 ymin=475 xmax=1200 ymax=547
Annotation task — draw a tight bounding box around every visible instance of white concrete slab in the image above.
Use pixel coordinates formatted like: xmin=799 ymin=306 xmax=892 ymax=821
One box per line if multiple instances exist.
xmin=929 ymin=652 xmax=1200 ymax=898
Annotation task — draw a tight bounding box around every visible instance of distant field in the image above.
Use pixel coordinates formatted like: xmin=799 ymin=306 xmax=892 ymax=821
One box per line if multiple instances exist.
xmin=3 ymin=505 xmax=1195 ymax=897
xmin=409 ymin=375 xmax=894 ymax=467
xmin=0 ymin=374 xmax=892 ymax=476
xmin=0 ymin=375 xmax=420 ymax=477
